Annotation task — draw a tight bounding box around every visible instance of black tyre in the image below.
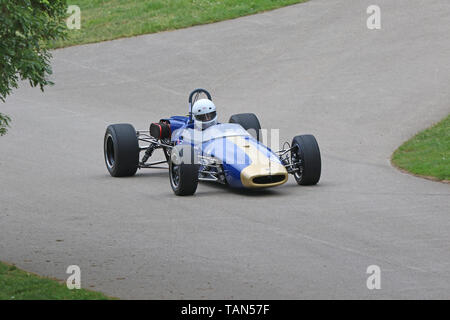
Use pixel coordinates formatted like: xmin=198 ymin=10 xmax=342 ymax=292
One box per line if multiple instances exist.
xmin=291 ymin=135 xmax=321 ymax=185
xmin=104 ymin=123 xmax=139 ymax=177
xmin=169 ymin=145 xmax=200 ymax=196
xmin=229 ymin=113 xmax=261 ymax=141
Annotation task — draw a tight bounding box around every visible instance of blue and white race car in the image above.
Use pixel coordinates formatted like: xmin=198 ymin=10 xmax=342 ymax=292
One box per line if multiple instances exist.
xmin=103 ymin=89 xmax=321 ymax=195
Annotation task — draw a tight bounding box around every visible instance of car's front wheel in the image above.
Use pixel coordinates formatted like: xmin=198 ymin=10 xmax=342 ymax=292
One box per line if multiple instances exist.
xmin=169 ymin=145 xmax=200 ymax=196
xmin=291 ymin=135 xmax=321 ymax=185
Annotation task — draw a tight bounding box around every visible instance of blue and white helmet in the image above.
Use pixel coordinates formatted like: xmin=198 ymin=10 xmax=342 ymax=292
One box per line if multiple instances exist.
xmin=192 ymin=99 xmax=217 ymax=130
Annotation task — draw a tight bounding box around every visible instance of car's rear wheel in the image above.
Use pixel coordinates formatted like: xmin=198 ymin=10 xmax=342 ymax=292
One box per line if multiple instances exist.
xmin=104 ymin=123 xmax=139 ymax=177
xmin=229 ymin=113 xmax=261 ymax=141
xmin=169 ymin=145 xmax=200 ymax=196
xmin=291 ymin=134 xmax=321 ymax=185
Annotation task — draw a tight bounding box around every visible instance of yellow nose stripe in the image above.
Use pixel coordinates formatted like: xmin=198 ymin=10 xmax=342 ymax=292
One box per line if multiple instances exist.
xmin=226 ymin=136 xmax=270 ymax=165
xmin=226 ymin=136 xmax=288 ymax=188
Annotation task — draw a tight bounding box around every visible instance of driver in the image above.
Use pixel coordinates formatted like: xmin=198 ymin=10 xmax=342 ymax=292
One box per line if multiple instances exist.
xmin=192 ymin=99 xmax=217 ymax=130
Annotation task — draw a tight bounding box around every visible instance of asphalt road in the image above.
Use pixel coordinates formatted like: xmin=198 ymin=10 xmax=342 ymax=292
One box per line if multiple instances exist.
xmin=1 ymin=0 xmax=449 ymax=299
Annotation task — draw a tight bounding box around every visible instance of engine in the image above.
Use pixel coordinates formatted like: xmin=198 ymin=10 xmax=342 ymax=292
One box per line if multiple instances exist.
xmin=150 ymin=120 xmax=171 ymax=140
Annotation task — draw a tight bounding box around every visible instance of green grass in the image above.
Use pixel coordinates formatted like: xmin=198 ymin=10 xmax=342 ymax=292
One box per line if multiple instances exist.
xmin=0 ymin=262 xmax=111 ymax=300
xmin=392 ymin=115 xmax=450 ymax=181
xmin=51 ymin=0 xmax=307 ymax=48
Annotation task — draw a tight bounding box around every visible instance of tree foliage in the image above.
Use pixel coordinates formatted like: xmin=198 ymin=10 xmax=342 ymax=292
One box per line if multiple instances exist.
xmin=0 ymin=0 xmax=67 ymax=135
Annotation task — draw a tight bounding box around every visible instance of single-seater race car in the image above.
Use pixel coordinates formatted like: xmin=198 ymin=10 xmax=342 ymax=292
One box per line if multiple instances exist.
xmin=103 ymin=89 xmax=321 ymax=196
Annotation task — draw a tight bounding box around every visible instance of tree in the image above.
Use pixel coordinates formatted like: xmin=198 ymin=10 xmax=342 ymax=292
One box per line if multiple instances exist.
xmin=0 ymin=0 xmax=67 ymax=136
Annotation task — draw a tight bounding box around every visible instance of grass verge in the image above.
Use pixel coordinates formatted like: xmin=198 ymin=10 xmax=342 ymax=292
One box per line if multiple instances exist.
xmin=392 ymin=115 xmax=450 ymax=182
xmin=0 ymin=261 xmax=111 ymax=300
xmin=52 ymin=0 xmax=307 ymax=48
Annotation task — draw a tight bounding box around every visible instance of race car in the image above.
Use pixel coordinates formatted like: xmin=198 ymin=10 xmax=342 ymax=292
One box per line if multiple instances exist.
xmin=103 ymin=89 xmax=321 ymax=195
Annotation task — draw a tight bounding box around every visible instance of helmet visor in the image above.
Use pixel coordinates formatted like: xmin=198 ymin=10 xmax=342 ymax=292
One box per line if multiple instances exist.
xmin=195 ymin=111 xmax=216 ymax=122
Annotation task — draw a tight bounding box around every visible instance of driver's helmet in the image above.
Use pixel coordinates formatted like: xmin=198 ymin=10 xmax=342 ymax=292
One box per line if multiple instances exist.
xmin=192 ymin=99 xmax=217 ymax=130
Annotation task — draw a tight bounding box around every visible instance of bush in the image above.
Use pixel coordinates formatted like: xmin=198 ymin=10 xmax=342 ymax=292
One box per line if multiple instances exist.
xmin=0 ymin=0 xmax=67 ymax=135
